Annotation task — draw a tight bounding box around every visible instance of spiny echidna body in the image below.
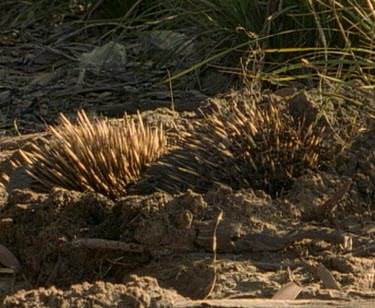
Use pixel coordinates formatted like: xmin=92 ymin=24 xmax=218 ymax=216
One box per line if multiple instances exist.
xmin=157 ymin=92 xmax=332 ymax=197
xmin=19 ymin=110 xmax=170 ymax=200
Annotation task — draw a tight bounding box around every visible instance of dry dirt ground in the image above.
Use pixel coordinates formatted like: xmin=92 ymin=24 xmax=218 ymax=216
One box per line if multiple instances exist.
xmin=1 ymin=90 xmax=375 ymax=307
xmin=2 ymin=11 xmax=375 ymax=307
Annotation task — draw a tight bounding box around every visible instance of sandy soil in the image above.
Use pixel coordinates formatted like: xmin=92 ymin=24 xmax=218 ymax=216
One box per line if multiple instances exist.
xmin=1 ymin=86 xmax=375 ymax=307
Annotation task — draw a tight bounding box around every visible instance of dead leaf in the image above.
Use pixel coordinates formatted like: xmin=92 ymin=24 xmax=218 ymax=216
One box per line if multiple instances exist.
xmin=0 ymin=244 xmax=21 ymax=272
xmin=271 ymin=281 xmax=302 ymax=300
xmin=316 ymin=263 xmax=341 ymax=290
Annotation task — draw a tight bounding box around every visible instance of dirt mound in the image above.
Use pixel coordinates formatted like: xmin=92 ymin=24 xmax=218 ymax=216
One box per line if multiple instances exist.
xmin=1 ymin=95 xmax=375 ymax=306
xmin=4 ymin=276 xmax=184 ymax=308
xmin=1 ymin=173 xmax=375 ymax=305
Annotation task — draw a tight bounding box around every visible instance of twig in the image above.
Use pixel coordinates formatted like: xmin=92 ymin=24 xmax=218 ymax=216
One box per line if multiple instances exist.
xmin=203 ymin=210 xmax=223 ymax=300
xmin=71 ymin=238 xmax=144 ymax=253
xmin=313 ymin=179 xmax=352 ymax=220
xmin=167 ymin=69 xmax=175 ymax=111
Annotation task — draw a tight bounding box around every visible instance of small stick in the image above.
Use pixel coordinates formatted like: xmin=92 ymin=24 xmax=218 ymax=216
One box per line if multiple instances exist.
xmin=204 ymin=210 xmax=223 ymax=300
xmin=167 ymin=69 xmax=175 ymax=112
xmin=212 ymin=211 xmax=224 ymax=263
xmin=316 ymin=179 xmax=352 ymax=218
xmin=71 ymin=238 xmax=144 ymax=253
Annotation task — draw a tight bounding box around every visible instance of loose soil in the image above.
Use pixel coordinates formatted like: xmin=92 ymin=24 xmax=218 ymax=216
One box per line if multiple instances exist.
xmin=1 ymin=101 xmax=375 ymax=307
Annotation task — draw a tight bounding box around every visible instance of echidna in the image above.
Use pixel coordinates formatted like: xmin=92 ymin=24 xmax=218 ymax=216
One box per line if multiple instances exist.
xmin=19 ymin=110 xmax=170 ymax=200
xmin=155 ymin=92 xmax=332 ymax=197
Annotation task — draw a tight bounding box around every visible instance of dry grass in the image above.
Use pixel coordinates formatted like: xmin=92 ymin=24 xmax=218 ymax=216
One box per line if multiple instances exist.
xmin=19 ymin=110 xmax=169 ymax=199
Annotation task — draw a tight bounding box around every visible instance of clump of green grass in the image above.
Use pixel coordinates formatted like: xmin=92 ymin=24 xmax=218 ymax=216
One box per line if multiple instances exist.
xmin=12 ymin=0 xmax=375 ymax=91
xmin=161 ymin=0 xmax=375 ymax=93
